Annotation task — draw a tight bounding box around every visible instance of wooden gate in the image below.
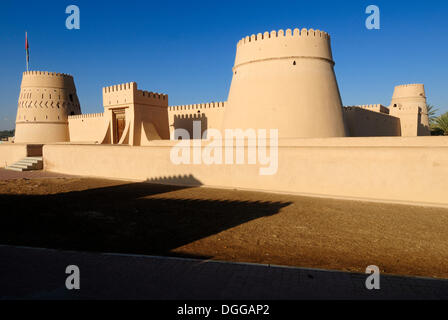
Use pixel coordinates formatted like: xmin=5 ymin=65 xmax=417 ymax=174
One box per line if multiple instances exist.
xmin=113 ymin=110 xmax=126 ymax=144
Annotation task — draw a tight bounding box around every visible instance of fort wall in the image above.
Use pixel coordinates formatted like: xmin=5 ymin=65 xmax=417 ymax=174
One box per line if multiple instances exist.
xmin=0 ymin=144 xmax=29 ymax=167
xmin=168 ymin=102 xmax=226 ymax=139
xmin=350 ymin=104 xmax=390 ymax=114
xmin=343 ymin=107 xmax=401 ymax=136
xmin=43 ymin=136 xmax=448 ymax=207
xmin=389 ymin=105 xmax=420 ymax=137
xmin=68 ymin=113 xmax=106 ymax=143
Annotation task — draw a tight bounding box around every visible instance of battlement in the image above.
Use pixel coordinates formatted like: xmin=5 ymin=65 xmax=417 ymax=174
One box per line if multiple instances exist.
xmin=102 ymin=82 xmax=167 ymax=98
xmin=21 ymin=71 xmax=76 ymax=89
xmin=103 ymin=82 xmax=137 ymax=93
xmin=23 ymin=71 xmax=73 ymax=79
xmin=168 ymin=102 xmax=226 ymax=111
xmin=136 ymin=89 xmax=167 ymax=100
xmin=103 ymin=82 xmax=168 ymax=107
xmin=233 ymin=27 xmax=333 ymax=68
xmin=394 ymin=84 xmax=424 ymax=88
xmin=174 ymin=113 xmax=208 ymax=120
xmin=344 ymin=104 xmax=389 ymax=114
xmin=392 ymin=83 xmax=426 ymax=99
xmin=68 ymin=112 xmax=104 ymax=120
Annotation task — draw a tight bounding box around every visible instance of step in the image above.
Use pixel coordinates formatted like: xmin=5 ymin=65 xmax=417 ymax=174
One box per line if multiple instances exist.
xmin=4 ymin=156 xmax=44 ymax=172
xmin=17 ymin=161 xmax=40 ymax=167
xmin=5 ymin=166 xmax=26 ymax=172
xmin=17 ymin=161 xmax=41 ymax=167
xmin=16 ymin=160 xmax=40 ymax=165
xmin=9 ymin=163 xmax=31 ymax=169
xmin=19 ymin=162 xmax=43 ymax=170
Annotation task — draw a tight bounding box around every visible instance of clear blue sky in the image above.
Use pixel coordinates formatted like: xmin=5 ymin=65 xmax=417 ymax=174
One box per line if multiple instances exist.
xmin=1 ymin=0 xmax=447 ymax=130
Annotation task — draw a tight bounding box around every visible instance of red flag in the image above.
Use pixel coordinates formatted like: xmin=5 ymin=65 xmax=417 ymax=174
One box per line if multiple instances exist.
xmin=25 ymin=32 xmax=29 ymax=67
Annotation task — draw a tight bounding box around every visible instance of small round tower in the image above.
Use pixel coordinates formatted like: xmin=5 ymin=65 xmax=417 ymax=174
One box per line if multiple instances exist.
xmin=222 ymin=28 xmax=347 ymax=138
xmin=15 ymin=71 xmax=81 ymax=143
xmin=389 ymin=84 xmax=430 ymax=136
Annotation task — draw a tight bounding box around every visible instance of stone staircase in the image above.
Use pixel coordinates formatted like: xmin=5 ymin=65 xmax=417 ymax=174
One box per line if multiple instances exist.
xmin=5 ymin=157 xmax=43 ymax=172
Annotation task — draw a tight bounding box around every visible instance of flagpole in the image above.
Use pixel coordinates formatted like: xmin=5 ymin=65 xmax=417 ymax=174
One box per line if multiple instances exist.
xmin=25 ymin=31 xmax=29 ymax=72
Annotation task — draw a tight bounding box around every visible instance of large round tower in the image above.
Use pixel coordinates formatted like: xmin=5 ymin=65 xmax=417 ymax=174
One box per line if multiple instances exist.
xmin=14 ymin=71 xmax=81 ymax=143
xmin=222 ymin=28 xmax=347 ymax=138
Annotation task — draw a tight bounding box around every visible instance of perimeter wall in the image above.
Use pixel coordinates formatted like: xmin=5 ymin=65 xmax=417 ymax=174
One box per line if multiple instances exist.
xmin=0 ymin=143 xmax=40 ymax=167
xmin=43 ymin=136 xmax=448 ymax=207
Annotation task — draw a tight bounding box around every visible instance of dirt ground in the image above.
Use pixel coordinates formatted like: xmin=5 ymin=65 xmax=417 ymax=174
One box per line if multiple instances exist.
xmin=0 ymin=175 xmax=447 ymax=279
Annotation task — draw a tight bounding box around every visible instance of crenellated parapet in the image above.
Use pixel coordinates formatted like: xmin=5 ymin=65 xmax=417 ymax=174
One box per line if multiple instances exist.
xmin=23 ymin=71 xmax=73 ymax=78
xmin=135 ymin=88 xmax=168 ymax=107
xmin=103 ymin=82 xmax=168 ymax=107
xmin=391 ymin=83 xmax=426 ymax=100
xmin=103 ymin=82 xmax=136 ymax=93
xmin=168 ymin=102 xmax=226 ymax=139
xmin=237 ymin=28 xmax=330 ymax=46
xmin=136 ymin=89 xmax=167 ymax=100
xmin=168 ymin=102 xmax=226 ymax=111
xmin=344 ymin=104 xmax=389 ymax=114
xmin=394 ymin=83 xmax=424 ymax=88
xmin=68 ymin=112 xmax=104 ymax=120
xmin=233 ymin=28 xmax=333 ymax=69
xmin=21 ymin=70 xmax=76 ymax=89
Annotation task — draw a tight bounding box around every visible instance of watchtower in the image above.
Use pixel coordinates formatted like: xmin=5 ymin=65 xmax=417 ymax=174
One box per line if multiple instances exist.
xmin=222 ymin=28 xmax=347 ymax=138
xmin=389 ymin=84 xmax=430 ymax=136
xmin=15 ymin=71 xmax=81 ymax=143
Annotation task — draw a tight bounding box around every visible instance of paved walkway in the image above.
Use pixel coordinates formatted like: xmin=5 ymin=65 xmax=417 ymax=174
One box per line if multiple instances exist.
xmin=0 ymin=245 xmax=447 ymax=300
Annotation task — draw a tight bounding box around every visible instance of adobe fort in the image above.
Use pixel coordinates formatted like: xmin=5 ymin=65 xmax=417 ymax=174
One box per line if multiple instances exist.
xmin=2 ymin=27 xmax=447 ymax=207
xmin=13 ymin=28 xmax=430 ymax=144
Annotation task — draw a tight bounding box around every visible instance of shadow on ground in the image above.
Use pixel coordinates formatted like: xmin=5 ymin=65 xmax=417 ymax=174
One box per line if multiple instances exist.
xmin=145 ymin=174 xmax=203 ymax=186
xmin=0 ymin=178 xmax=291 ymax=259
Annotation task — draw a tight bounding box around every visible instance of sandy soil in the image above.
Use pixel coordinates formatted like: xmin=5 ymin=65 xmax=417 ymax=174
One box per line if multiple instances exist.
xmin=0 ymin=175 xmax=447 ymax=279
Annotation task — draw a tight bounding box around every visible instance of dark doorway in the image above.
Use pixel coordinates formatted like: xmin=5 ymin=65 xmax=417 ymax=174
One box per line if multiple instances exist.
xmin=113 ymin=109 xmax=126 ymax=144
